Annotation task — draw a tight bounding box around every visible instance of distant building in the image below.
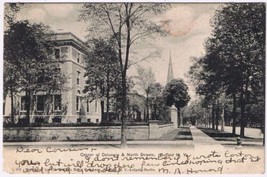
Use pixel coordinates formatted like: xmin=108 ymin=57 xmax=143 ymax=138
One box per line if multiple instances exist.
xmin=127 ymin=90 xmax=146 ymax=122
xmin=166 ymin=51 xmax=179 ymax=127
xmin=166 ymin=51 xmax=174 ymax=84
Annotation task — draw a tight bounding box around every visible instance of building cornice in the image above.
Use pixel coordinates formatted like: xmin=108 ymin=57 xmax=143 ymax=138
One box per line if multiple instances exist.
xmin=49 ymin=32 xmax=89 ymax=54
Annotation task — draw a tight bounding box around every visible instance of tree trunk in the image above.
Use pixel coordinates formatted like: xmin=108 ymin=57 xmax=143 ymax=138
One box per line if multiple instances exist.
xmin=240 ymin=90 xmax=245 ymax=138
xmin=221 ymin=104 xmax=225 ymax=131
xmin=208 ymin=108 xmax=211 ymax=128
xmin=106 ymin=91 xmax=110 ymax=123
xmin=212 ymin=102 xmax=215 ymax=129
xmin=120 ymin=7 xmax=132 ymax=148
xmin=146 ymin=91 xmax=149 ymax=121
xmin=215 ymin=99 xmax=219 ymax=130
xmin=100 ymin=100 xmax=105 ymax=123
xmin=240 ymin=69 xmax=250 ymax=138
xmin=10 ymin=86 xmax=14 ymax=124
xmin=232 ymin=93 xmax=237 ymax=134
xmin=120 ymin=73 xmax=127 ymax=148
xmin=106 ymin=67 xmax=110 ymax=122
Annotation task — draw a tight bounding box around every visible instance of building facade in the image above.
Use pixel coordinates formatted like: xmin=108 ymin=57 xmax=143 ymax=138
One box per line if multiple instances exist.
xmin=4 ymin=32 xmax=151 ymax=125
xmin=4 ymin=33 xmax=102 ymax=124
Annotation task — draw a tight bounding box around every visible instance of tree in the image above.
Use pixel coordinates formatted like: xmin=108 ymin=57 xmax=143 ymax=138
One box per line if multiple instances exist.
xmin=163 ymin=79 xmax=190 ymax=127
xmin=188 ymin=55 xmax=223 ymax=130
xmin=79 ymin=3 xmax=168 ymax=147
xmin=148 ymin=83 xmax=168 ymax=121
xmin=189 ymin=3 xmax=265 ymax=137
xmin=134 ymin=67 xmax=155 ymax=121
xmin=3 ymin=3 xmax=24 ymax=123
xmin=183 ymin=99 xmax=208 ymax=126
xmin=4 ymin=3 xmax=25 ymax=28
xmin=84 ymin=38 xmax=121 ymax=123
xmin=210 ymin=3 xmax=265 ymax=137
xmin=4 ymin=20 xmax=66 ymax=124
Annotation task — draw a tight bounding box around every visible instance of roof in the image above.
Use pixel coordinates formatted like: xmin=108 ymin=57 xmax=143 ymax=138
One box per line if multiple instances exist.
xmin=49 ymin=32 xmax=88 ymax=53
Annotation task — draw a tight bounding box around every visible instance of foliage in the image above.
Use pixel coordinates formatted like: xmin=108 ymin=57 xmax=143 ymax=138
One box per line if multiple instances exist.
xmin=79 ymin=3 xmax=169 ymax=147
xmin=163 ymin=79 xmax=190 ymax=126
xmin=84 ymin=38 xmax=120 ymax=98
xmin=135 ymin=67 xmax=156 ymax=95
xmin=163 ymin=79 xmax=190 ymax=109
xmin=149 ymin=83 xmax=169 ymax=122
xmin=84 ymin=37 xmax=121 ymax=122
xmin=4 ymin=20 xmax=67 ymax=124
xmin=134 ymin=66 xmax=155 ymax=121
xmin=4 ymin=3 xmax=25 ymax=28
xmin=188 ymin=3 xmax=265 ymax=136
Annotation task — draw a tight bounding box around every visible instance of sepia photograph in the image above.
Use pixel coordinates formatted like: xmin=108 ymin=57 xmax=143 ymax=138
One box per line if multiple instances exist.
xmin=1 ymin=1 xmax=265 ymax=175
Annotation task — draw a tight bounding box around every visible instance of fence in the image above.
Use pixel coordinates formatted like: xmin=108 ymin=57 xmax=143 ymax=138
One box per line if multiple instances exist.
xmin=3 ymin=121 xmax=174 ymax=142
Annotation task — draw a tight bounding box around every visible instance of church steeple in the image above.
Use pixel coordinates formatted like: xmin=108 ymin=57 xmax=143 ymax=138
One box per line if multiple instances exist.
xmin=167 ymin=51 xmax=174 ymax=83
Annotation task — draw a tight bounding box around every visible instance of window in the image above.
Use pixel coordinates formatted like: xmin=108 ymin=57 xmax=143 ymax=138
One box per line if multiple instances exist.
xmin=95 ymin=101 xmax=98 ymax=113
xmin=37 ymin=95 xmax=45 ymax=111
xmin=72 ymin=48 xmax=77 ymax=60
xmin=54 ymin=48 xmax=60 ymax=59
xmin=61 ymin=47 xmax=68 ymax=54
xmin=86 ymin=99 xmax=90 ymax=113
xmin=77 ymin=71 xmax=80 ymax=85
xmin=96 ymin=119 xmax=99 ymax=123
xmin=76 ymin=96 xmax=80 ymax=112
xmin=54 ymin=95 xmax=61 ymax=111
xmin=21 ymin=96 xmax=26 ymax=111
xmin=77 ymin=53 xmax=80 ymax=63
xmin=87 ymin=119 xmax=91 ymax=123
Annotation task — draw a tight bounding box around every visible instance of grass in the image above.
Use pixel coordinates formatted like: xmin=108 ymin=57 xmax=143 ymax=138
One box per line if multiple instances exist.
xmin=198 ymin=127 xmax=263 ymax=142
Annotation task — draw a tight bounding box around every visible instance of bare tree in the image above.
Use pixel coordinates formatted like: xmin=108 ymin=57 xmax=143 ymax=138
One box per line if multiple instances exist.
xmin=79 ymin=3 xmax=168 ymax=147
xmin=134 ymin=67 xmax=155 ymax=121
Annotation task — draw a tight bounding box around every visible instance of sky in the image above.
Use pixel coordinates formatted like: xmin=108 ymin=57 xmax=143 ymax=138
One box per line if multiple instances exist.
xmin=13 ymin=3 xmax=222 ymax=100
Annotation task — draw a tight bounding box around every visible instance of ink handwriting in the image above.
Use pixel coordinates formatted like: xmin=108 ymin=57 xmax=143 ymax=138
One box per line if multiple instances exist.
xmin=11 ymin=148 xmax=262 ymax=174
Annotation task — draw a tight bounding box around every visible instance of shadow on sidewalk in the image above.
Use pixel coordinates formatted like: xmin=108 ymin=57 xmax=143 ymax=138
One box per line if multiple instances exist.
xmin=159 ymin=126 xmax=193 ymax=141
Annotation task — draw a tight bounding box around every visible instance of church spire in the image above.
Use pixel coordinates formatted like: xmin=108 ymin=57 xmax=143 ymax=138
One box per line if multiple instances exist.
xmin=167 ymin=51 xmax=174 ymax=83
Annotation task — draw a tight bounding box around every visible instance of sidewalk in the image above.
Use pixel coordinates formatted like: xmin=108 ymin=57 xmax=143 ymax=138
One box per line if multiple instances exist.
xmin=189 ymin=126 xmax=225 ymax=150
xmin=159 ymin=127 xmax=192 ymax=141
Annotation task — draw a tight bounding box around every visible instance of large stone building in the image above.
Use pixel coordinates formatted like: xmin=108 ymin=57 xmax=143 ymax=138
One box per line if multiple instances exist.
xmin=4 ymin=32 xmax=148 ymax=125
xmin=4 ymin=33 xmax=102 ymax=124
